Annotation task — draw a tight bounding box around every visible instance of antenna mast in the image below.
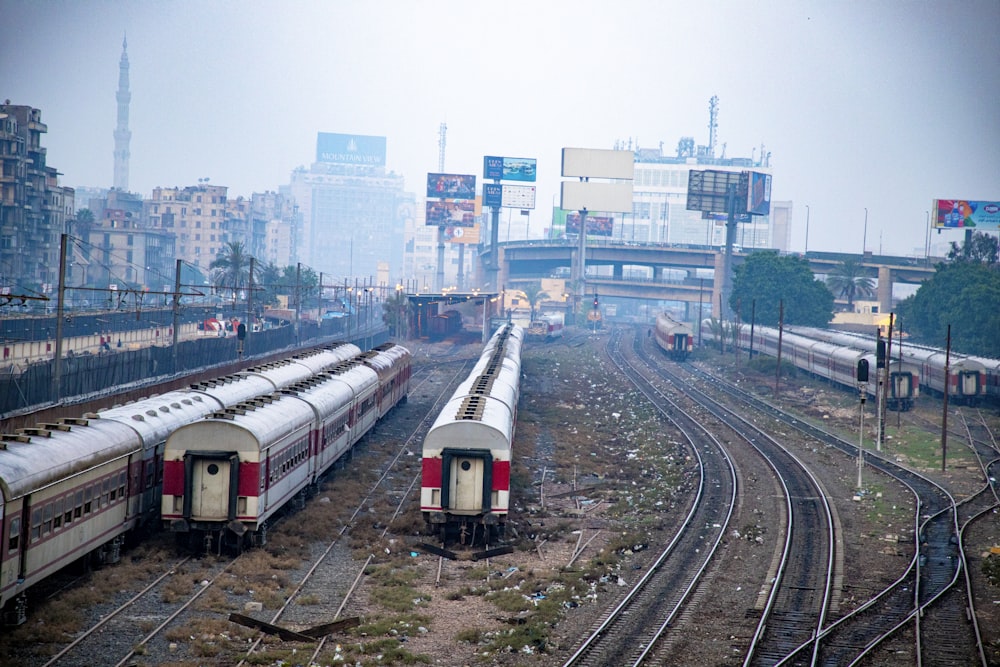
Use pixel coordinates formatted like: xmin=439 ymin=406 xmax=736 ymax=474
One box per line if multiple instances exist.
xmin=708 ymin=95 xmax=719 ymax=159
xmin=437 ymin=122 xmax=447 ymax=171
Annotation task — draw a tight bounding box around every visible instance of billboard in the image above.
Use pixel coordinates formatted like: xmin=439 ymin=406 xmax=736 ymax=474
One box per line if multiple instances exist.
xmin=747 ymin=171 xmax=772 ymax=216
xmin=686 ymin=169 xmax=748 ymax=214
xmin=483 ymin=183 xmax=537 ymax=209
xmin=933 ymin=199 xmax=1000 ymax=232
xmin=316 ymin=133 xmax=386 ymax=166
xmin=561 ymin=181 xmax=634 ymax=213
xmin=566 ymin=213 xmax=614 ymax=237
xmin=444 ymin=224 xmax=480 ymax=244
xmin=483 ymin=156 xmax=537 ymax=182
xmin=426 ymin=200 xmax=476 ymax=227
xmin=427 ymin=173 xmax=476 ymax=200
xmin=561 ymin=148 xmax=634 ymax=180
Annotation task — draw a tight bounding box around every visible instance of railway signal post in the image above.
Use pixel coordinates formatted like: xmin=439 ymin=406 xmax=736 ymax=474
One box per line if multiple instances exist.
xmin=856 ymin=359 xmax=870 ymax=489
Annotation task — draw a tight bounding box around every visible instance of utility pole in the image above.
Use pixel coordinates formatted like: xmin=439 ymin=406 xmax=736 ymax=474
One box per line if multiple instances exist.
xmin=52 ymin=233 xmax=69 ymax=401
xmin=172 ymin=259 xmax=181 ymax=373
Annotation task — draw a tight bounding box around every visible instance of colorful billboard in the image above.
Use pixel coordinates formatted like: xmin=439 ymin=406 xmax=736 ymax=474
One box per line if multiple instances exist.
xmin=566 ymin=213 xmax=614 ymax=237
xmin=316 ymin=133 xmax=386 ymax=166
xmin=483 ymin=156 xmax=537 ymax=182
xmin=427 ymin=173 xmax=476 ymax=200
xmin=933 ymin=199 xmax=1000 ymax=232
xmin=426 ymin=200 xmax=476 ymax=227
xmin=747 ymin=171 xmax=772 ymax=216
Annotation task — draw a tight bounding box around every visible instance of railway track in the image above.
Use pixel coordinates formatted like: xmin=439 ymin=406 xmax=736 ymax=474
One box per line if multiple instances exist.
xmin=560 ymin=328 xmax=738 ymax=666
xmin=20 ymin=361 xmax=470 ymax=666
xmin=632 ymin=332 xmax=839 ymax=666
xmin=683 ymin=355 xmax=987 ymax=666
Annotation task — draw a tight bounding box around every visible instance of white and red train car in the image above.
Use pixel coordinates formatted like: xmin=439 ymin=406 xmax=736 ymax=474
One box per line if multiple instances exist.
xmin=709 ymin=323 xmax=920 ymax=411
xmin=420 ymin=324 xmax=523 ymax=545
xmin=0 ymin=342 xmax=363 ymax=624
xmin=161 ymin=343 xmax=411 ymax=552
xmin=786 ymin=326 xmax=986 ymax=406
xmin=654 ymin=313 xmax=694 ymax=360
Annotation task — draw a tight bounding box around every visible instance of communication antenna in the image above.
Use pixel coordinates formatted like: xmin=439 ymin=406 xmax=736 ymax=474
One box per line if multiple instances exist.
xmin=708 ymin=95 xmax=719 ymax=159
xmin=437 ymin=122 xmax=447 ymax=171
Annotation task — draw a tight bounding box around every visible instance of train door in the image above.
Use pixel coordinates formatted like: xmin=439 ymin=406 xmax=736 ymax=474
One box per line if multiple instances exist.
xmin=441 ymin=449 xmax=493 ymax=515
xmin=956 ymin=371 xmax=981 ymax=400
xmin=184 ymin=452 xmax=239 ymax=521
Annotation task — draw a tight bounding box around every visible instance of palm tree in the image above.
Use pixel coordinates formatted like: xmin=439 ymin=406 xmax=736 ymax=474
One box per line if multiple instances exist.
xmin=518 ymin=282 xmax=550 ymax=321
xmin=210 ymin=241 xmax=257 ymax=307
xmin=826 ymin=258 xmax=875 ymax=310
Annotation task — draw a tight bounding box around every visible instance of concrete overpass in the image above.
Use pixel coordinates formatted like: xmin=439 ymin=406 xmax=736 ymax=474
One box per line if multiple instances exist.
xmin=483 ymin=241 xmax=937 ymax=316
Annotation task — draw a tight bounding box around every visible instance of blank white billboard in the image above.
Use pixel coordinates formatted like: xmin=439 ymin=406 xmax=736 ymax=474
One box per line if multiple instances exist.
xmin=561 ymin=181 xmax=634 ymax=213
xmin=561 ymin=148 xmax=635 ymax=180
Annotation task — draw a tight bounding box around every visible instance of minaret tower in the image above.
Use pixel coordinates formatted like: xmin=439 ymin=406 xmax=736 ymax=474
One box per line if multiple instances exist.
xmin=113 ymin=34 xmax=132 ymax=191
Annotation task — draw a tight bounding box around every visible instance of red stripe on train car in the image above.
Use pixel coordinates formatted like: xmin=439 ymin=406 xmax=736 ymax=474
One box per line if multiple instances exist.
xmin=238 ymin=462 xmax=261 ymax=497
xmin=422 ymin=458 xmax=442 ymax=487
xmin=163 ymin=460 xmax=184 ymax=496
xmin=492 ymin=460 xmax=510 ymax=491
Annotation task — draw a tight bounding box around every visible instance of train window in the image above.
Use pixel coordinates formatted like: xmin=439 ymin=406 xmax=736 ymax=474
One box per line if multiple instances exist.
xmin=74 ymin=491 xmax=83 ymax=518
xmin=119 ymin=472 xmax=127 ymax=498
xmin=103 ymin=479 xmax=111 ymax=506
xmin=43 ymin=504 xmax=53 ymax=534
xmin=145 ymin=461 xmax=155 ymax=487
xmin=53 ymin=498 xmax=63 ymax=529
xmin=8 ymin=518 xmax=20 ymax=553
xmin=84 ymin=487 xmax=93 ymax=514
xmin=31 ymin=511 xmax=41 ymax=542
xmin=64 ymin=502 xmax=73 ymax=526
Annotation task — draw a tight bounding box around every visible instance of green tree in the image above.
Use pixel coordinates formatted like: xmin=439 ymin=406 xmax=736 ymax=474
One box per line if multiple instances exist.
xmin=896 ymin=261 xmax=1000 ymax=356
xmin=730 ymin=251 xmax=834 ymax=327
xmin=826 ymin=258 xmax=876 ymax=310
xmin=517 ymin=282 xmax=550 ymax=321
xmin=210 ymin=241 xmax=258 ymax=306
xmin=256 ymin=262 xmax=283 ymax=307
xmin=947 ymin=230 xmax=999 ymax=265
xmin=382 ymin=288 xmax=410 ymax=337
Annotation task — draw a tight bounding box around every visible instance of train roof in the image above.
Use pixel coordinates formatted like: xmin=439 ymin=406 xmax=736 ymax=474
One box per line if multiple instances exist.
xmin=188 ymin=373 xmax=278 ymax=407
xmin=86 ymin=390 xmax=218 ymax=446
xmin=166 ymin=394 xmax=315 ymax=455
xmin=424 ymin=393 xmax=516 ymax=453
xmin=0 ymin=419 xmax=141 ymax=500
xmin=290 ymin=343 xmax=362 ymax=374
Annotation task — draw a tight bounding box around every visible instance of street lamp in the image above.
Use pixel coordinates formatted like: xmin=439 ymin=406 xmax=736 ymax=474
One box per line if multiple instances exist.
xmin=804 ymin=205 xmax=810 ymax=254
xmin=862 ymin=207 xmax=868 ymax=255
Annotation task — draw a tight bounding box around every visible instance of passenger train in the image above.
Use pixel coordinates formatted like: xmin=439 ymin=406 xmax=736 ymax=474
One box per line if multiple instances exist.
xmin=0 ymin=342 xmax=363 ymax=625
xmin=704 ymin=322 xmax=920 ymax=411
xmin=786 ymin=326 xmax=989 ymax=406
xmin=161 ymin=343 xmax=411 ymax=552
xmin=420 ymin=323 xmax=523 ymax=545
xmin=653 ymin=313 xmax=695 ymax=360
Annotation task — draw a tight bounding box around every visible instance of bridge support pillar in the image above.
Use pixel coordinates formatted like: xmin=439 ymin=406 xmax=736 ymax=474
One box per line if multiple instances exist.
xmin=877 ymin=266 xmax=892 ymax=317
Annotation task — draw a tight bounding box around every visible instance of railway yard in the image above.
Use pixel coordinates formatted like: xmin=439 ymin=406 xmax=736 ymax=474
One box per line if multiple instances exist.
xmin=0 ymin=326 xmax=998 ymax=666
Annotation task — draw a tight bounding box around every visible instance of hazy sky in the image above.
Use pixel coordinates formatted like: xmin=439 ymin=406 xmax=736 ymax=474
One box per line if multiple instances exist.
xmin=3 ymin=0 xmax=998 ymax=258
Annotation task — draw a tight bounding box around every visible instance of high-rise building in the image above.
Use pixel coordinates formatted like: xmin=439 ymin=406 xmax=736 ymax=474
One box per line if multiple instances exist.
xmin=0 ymin=103 xmax=74 ymax=292
xmin=253 ymin=190 xmax=298 ymax=269
xmin=145 ymin=184 xmax=228 ymax=271
xmin=112 ymin=35 xmax=131 ymax=192
xmin=287 ymin=133 xmax=407 ymax=281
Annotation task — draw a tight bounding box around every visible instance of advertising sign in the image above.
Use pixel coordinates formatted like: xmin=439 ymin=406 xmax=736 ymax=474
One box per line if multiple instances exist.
xmin=561 ymin=148 xmax=635 ymax=180
xmin=483 ymin=183 xmax=503 ymax=207
xmin=501 ymin=185 xmax=536 ymax=209
xmin=561 ymin=181 xmax=634 ymax=213
xmin=566 ymin=213 xmax=614 ymax=237
xmin=686 ymin=169 xmax=748 ymax=214
xmin=932 ymin=199 xmax=1000 ymax=232
xmin=747 ymin=171 xmax=772 ymax=216
xmin=316 ymin=133 xmax=387 ymax=166
xmin=483 ymin=156 xmax=537 ymax=182
xmin=427 ymin=173 xmax=476 ymax=200
xmin=444 ymin=224 xmax=480 ymax=244
xmin=426 ymin=200 xmax=476 ymax=227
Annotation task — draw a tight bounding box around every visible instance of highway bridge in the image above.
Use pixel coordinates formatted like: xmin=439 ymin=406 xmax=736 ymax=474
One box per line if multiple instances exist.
xmin=483 ymin=240 xmax=937 ymax=316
